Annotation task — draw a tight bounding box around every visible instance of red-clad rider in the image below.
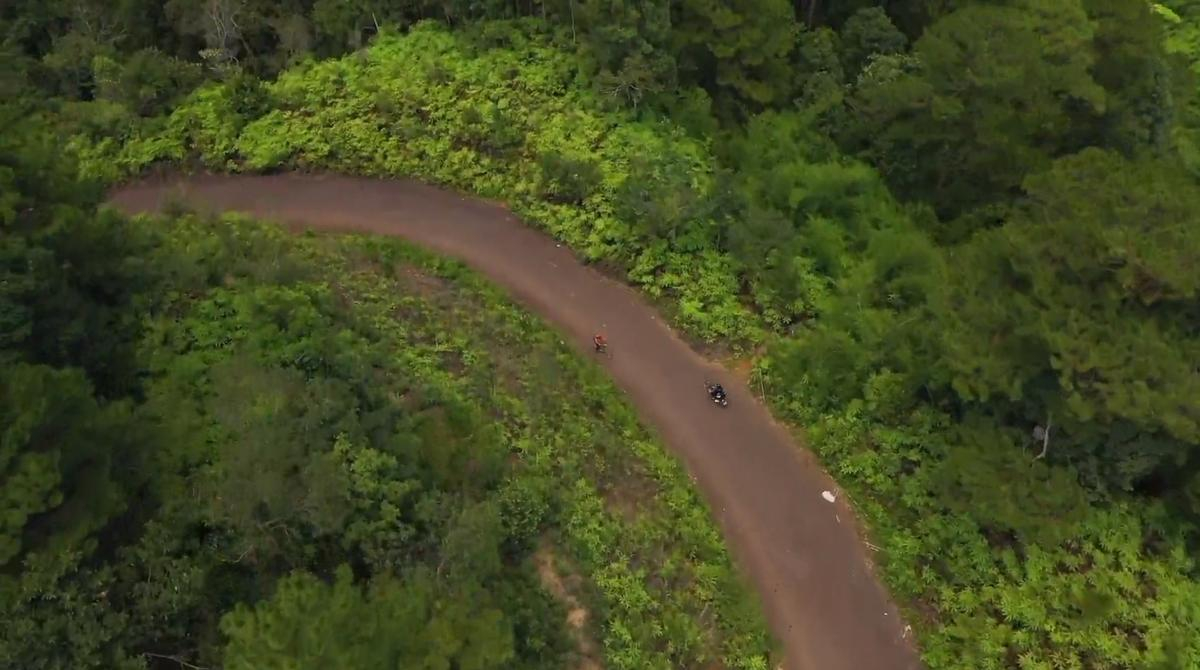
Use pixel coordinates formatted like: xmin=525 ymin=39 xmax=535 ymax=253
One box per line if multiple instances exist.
xmin=593 ymin=333 xmax=608 ymax=352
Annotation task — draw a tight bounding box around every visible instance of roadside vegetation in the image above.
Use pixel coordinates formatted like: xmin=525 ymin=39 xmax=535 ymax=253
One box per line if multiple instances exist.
xmin=3 ymin=0 xmax=1200 ymax=667
xmin=1 ymin=126 xmax=770 ymax=669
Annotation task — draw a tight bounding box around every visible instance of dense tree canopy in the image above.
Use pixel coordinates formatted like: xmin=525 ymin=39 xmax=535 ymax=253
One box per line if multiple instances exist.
xmin=844 ymin=0 xmax=1107 ymax=217
xmin=939 ymin=149 xmax=1200 ymax=492
xmin=220 ymin=566 xmax=516 ymax=669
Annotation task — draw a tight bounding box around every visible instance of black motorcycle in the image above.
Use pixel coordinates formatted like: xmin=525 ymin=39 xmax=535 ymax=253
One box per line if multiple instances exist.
xmin=704 ymin=380 xmax=729 ymax=408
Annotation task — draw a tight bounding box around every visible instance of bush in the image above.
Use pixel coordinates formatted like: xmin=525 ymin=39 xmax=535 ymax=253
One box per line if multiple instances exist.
xmin=72 ymin=22 xmax=762 ymax=346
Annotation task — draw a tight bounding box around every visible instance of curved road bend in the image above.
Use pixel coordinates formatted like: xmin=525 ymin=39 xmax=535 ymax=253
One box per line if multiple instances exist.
xmin=110 ymin=174 xmax=922 ymax=670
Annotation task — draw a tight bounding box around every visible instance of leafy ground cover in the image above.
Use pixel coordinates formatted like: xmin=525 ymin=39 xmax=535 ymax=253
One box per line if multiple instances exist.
xmin=1 ymin=127 xmax=771 ymax=667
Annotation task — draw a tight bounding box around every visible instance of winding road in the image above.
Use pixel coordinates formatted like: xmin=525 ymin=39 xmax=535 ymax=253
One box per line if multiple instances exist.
xmin=110 ymin=174 xmax=922 ymax=670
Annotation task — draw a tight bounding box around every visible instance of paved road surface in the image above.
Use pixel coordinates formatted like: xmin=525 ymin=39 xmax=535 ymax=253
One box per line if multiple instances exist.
xmin=110 ymin=174 xmax=922 ymax=670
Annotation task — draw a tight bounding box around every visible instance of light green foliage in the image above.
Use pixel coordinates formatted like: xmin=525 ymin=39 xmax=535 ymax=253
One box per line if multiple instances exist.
xmin=172 ymin=213 xmax=769 ymax=666
xmin=0 ymin=197 xmax=773 ymax=667
xmin=69 ymin=72 xmax=268 ymax=181
xmin=723 ymin=110 xmax=925 ymax=327
xmin=74 ymin=23 xmax=763 ymax=344
xmin=325 ymin=231 xmax=773 ymax=667
xmin=166 ymin=75 xmax=268 ymax=167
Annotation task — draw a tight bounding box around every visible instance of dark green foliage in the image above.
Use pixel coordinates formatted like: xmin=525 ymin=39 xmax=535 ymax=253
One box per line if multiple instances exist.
xmin=837 ymin=7 xmax=906 ymax=78
xmin=931 ymin=420 xmax=1092 ymax=548
xmin=202 ymin=359 xmax=354 ymax=560
xmin=0 ymin=364 xmax=124 ymax=566
xmin=0 ymin=117 xmax=149 ymax=395
xmin=938 ymin=149 xmax=1200 ymax=491
xmin=790 ymin=25 xmax=843 ymax=117
xmin=93 ymin=48 xmax=204 ymax=116
xmin=5 ymin=0 xmax=808 ymax=115
xmin=1083 ymin=0 xmax=1182 ymax=153
xmin=844 ymin=0 xmax=1107 ymax=217
xmin=670 ymin=0 xmax=798 ymax=110
xmin=842 ymin=0 xmax=1190 ymax=222
xmin=537 ymin=150 xmax=603 ymax=205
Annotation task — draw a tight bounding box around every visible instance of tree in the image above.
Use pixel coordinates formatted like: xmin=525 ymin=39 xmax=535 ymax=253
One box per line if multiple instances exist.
xmin=1081 ymin=0 xmax=1184 ymax=154
xmin=932 ymin=419 xmax=1091 ymax=548
xmin=267 ymin=11 xmax=313 ymax=67
xmin=93 ymin=48 xmax=203 ymax=116
xmin=202 ymin=359 xmax=352 ymax=560
xmin=838 ymin=7 xmax=906 ymax=78
xmin=937 ymin=148 xmax=1200 ymax=491
xmin=790 ymin=24 xmax=843 ymax=118
xmin=613 ymin=147 xmax=713 ymax=245
xmin=310 ymin=0 xmax=396 ymax=54
xmin=0 ymin=115 xmax=156 ymax=396
xmin=567 ymin=0 xmax=676 ymax=108
xmin=537 ymin=150 xmax=604 ymax=205
xmin=1 ymin=365 xmax=90 ymax=566
xmin=221 ymin=565 xmax=516 ymax=669
xmin=439 ymin=500 xmax=505 ymax=582
xmin=844 ymin=0 xmax=1106 ymax=218
xmin=40 ymin=31 xmax=115 ymax=98
xmin=877 ymin=0 xmax=967 ymax=39
xmin=0 ymin=120 xmax=156 ymax=573
xmin=724 ymin=111 xmax=920 ymax=325
xmin=670 ymin=0 xmax=799 ymax=110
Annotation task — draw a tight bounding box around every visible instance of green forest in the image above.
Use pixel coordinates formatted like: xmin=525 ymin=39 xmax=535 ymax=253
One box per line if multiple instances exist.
xmin=1 ymin=132 xmax=772 ymax=668
xmin=3 ymin=0 xmax=1200 ymax=668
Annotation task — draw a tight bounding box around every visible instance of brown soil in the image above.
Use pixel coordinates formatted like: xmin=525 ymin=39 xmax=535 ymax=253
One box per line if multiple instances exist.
xmin=109 ymin=173 xmax=923 ymax=670
xmin=534 ymin=544 xmax=604 ymax=670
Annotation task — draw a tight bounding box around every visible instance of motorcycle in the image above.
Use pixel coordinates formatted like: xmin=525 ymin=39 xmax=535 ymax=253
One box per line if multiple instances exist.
xmin=704 ymin=380 xmax=729 ymax=408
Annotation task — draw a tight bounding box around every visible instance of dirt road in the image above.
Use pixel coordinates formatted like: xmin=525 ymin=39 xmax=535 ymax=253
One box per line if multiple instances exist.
xmin=110 ymin=174 xmax=922 ymax=670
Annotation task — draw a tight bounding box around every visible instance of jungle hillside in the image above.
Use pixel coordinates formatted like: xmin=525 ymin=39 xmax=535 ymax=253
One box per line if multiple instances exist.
xmin=3 ymin=0 xmax=1200 ymax=668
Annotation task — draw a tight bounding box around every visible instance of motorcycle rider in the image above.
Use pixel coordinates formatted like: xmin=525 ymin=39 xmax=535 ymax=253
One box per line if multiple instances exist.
xmin=593 ymin=333 xmax=608 ymax=352
xmin=709 ymin=383 xmax=726 ymax=402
